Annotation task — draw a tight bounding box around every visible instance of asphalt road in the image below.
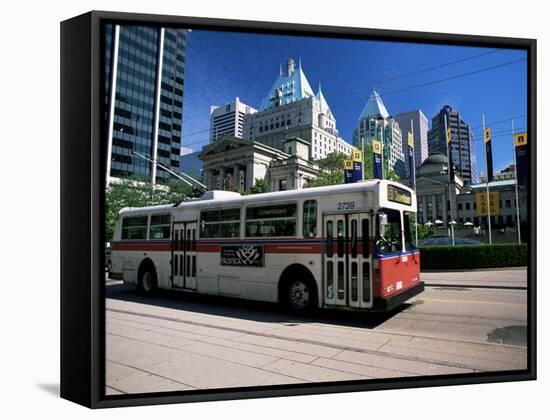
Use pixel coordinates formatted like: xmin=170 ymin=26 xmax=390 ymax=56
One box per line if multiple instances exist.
xmin=105 ymin=269 xmax=528 ymax=395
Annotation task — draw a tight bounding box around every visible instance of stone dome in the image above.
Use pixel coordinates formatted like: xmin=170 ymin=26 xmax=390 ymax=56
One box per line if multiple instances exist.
xmin=422 ymin=153 xmax=447 ymax=165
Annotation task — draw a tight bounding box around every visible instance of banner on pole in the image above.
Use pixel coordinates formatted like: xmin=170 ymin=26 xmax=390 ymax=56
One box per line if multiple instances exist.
xmin=344 ymin=159 xmax=355 ymax=183
xmin=476 ymin=191 xmax=500 ymax=217
xmin=372 ymin=139 xmax=383 ymax=179
xmin=484 ymin=127 xmax=493 ymax=182
xmin=514 ymin=132 xmax=528 ymax=187
xmin=351 ymin=150 xmax=363 ymax=181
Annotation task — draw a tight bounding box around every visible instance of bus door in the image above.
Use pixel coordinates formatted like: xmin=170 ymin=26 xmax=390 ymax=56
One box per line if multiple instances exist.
xmin=323 ymin=213 xmax=373 ymax=308
xmin=171 ymin=221 xmax=197 ymax=290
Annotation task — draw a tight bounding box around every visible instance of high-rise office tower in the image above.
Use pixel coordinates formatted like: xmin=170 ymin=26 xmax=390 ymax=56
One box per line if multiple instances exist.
xmin=394 ymin=110 xmax=429 ymax=176
xmin=105 ymin=24 xmax=187 ymax=185
xmin=210 ymin=97 xmax=257 ymax=143
xmin=427 ymin=105 xmax=478 ymax=184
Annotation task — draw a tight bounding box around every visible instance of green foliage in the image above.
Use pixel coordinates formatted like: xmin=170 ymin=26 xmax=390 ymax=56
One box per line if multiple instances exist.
xmin=417 ymin=224 xmax=436 ymax=240
xmin=407 ymin=217 xmax=435 ymax=242
xmin=305 ymin=152 xmax=346 ymax=188
xmin=249 ymin=178 xmax=268 ymax=194
xmin=105 ymin=177 xmax=192 ymax=241
xmin=419 ymin=243 xmax=528 ymax=270
xmin=317 ymin=151 xmax=348 ymax=172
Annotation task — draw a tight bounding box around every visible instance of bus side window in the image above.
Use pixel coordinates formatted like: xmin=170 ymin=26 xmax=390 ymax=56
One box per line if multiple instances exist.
xmin=326 ymin=221 xmax=333 ymax=257
xmin=174 ymin=254 xmax=178 ymax=276
xmin=303 ymin=200 xmax=317 ymax=238
xmin=362 ymin=218 xmax=370 ymax=258
xmin=192 ymin=229 xmax=196 ymax=251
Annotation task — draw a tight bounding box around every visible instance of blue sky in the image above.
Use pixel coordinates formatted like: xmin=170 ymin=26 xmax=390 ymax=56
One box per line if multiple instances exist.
xmin=181 ymin=29 xmax=527 ymax=173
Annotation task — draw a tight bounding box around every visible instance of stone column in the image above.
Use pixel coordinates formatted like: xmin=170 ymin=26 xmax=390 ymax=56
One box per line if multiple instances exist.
xmin=432 ymin=195 xmax=437 ymax=221
xmin=219 ymin=167 xmax=226 ymax=190
xmin=233 ymin=164 xmax=241 ymax=191
xmin=203 ymin=169 xmax=211 ymax=190
xmin=422 ymin=195 xmax=428 ymax=222
xmin=245 ymin=161 xmax=254 ymax=192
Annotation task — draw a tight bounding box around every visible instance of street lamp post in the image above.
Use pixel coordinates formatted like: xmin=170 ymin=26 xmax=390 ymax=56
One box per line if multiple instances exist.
xmin=482 ymin=114 xmax=493 ymax=244
xmin=512 ymin=119 xmax=522 ymax=244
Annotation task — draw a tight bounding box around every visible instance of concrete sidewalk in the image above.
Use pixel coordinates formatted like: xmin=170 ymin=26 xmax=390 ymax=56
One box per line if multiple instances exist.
xmin=421 ymin=268 xmax=528 ymax=289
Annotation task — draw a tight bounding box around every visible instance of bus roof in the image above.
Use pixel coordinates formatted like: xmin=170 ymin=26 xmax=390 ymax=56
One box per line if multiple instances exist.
xmin=119 ymin=179 xmax=413 ymax=215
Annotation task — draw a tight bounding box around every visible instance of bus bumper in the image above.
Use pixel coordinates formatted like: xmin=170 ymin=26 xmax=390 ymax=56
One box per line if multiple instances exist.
xmin=372 ymin=282 xmax=425 ymax=312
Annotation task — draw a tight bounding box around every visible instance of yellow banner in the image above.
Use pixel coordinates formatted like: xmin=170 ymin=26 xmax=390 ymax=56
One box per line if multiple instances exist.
xmin=476 ymin=192 xmax=500 ymax=217
xmin=446 ymin=127 xmax=452 ymax=144
xmin=407 ymin=132 xmax=414 ymax=148
xmin=514 ymin=132 xmax=528 ymax=147
xmin=344 ymin=159 xmax=354 ymax=170
xmin=372 ymin=139 xmax=383 ymax=155
xmin=352 ymin=150 xmax=363 ymax=162
xmin=484 ymin=128 xmax=491 ymax=143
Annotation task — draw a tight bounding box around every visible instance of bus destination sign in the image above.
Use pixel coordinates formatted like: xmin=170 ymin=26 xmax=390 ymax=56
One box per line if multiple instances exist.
xmin=221 ymin=244 xmax=264 ymax=267
xmin=387 ymin=185 xmax=412 ymax=205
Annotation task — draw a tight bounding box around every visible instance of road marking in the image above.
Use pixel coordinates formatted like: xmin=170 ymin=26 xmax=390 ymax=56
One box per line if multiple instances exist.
xmin=420 ymin=297 xmax=525 ymax=306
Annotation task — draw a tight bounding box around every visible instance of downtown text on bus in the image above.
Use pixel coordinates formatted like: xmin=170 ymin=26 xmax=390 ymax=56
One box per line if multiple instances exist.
xmin=110 ymin=179 xmax=424 ymax=312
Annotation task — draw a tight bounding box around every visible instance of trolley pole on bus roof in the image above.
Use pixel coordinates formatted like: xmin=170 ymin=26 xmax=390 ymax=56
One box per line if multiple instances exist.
xmin=132 ymin=151 xmax=207 ymax=191
xmin=482 ymin=114 xmax=492 ymax=244
xmin=512 ymin=119 xmax=522 ymax=244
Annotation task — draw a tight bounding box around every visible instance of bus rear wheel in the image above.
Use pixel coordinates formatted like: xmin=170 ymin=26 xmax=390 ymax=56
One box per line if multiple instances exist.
xmin=138 ymin=267 xmax=157 ymax=294
xmin=287 ymin=279 xmax=314 ymax=311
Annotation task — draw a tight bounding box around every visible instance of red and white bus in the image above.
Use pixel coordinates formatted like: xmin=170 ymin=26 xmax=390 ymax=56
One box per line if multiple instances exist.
xmin=110 ymin=180 xmax=423 ymax=312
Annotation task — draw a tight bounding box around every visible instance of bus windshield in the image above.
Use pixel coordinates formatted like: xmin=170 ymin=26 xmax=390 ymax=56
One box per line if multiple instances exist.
xmin=375 ymin=209 xmax=402 ymax=254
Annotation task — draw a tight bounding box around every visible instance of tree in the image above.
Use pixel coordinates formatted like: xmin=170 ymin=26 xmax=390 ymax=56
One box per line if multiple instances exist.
xmin=249 ymin=178 xmax=268 ymax=194
xmin=105 ymin=176 xmax=192 ymax=241
xmin=305 ymin=152 xmax=347 ymax=188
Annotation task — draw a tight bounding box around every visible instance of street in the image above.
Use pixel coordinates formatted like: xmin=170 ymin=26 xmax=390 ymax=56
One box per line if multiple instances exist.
xmin=105 ymin=269 xmax=527 ymax=395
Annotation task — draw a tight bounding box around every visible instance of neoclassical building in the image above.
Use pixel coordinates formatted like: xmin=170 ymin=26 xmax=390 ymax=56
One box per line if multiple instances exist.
xmin=406 ymin=153 xmax=527 ymax=227
xmin=199 ymin=136 xmax=320 ymax=193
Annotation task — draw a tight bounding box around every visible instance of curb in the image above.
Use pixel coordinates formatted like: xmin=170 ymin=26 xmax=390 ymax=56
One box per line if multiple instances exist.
xmin=421 ymin=266 xmax=527 ymax=273
xmin=424 ymin=283 xmax=527 ymax=290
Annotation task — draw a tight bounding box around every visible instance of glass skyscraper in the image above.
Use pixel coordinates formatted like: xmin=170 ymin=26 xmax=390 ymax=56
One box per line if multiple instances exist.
xmin=105 ymin=24 xmax=187 ymax=184
xmin=427 ymin=105 xmax=479 ymax=184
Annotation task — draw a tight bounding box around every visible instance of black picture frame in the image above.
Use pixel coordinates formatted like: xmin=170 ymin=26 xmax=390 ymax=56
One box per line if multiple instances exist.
xmin=60 ymin=10 xmax=537 ymax=409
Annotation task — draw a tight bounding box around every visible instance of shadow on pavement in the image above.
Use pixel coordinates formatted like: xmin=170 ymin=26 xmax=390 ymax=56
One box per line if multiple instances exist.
xmin=105 ymin=282 xmax=409 ymax=330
